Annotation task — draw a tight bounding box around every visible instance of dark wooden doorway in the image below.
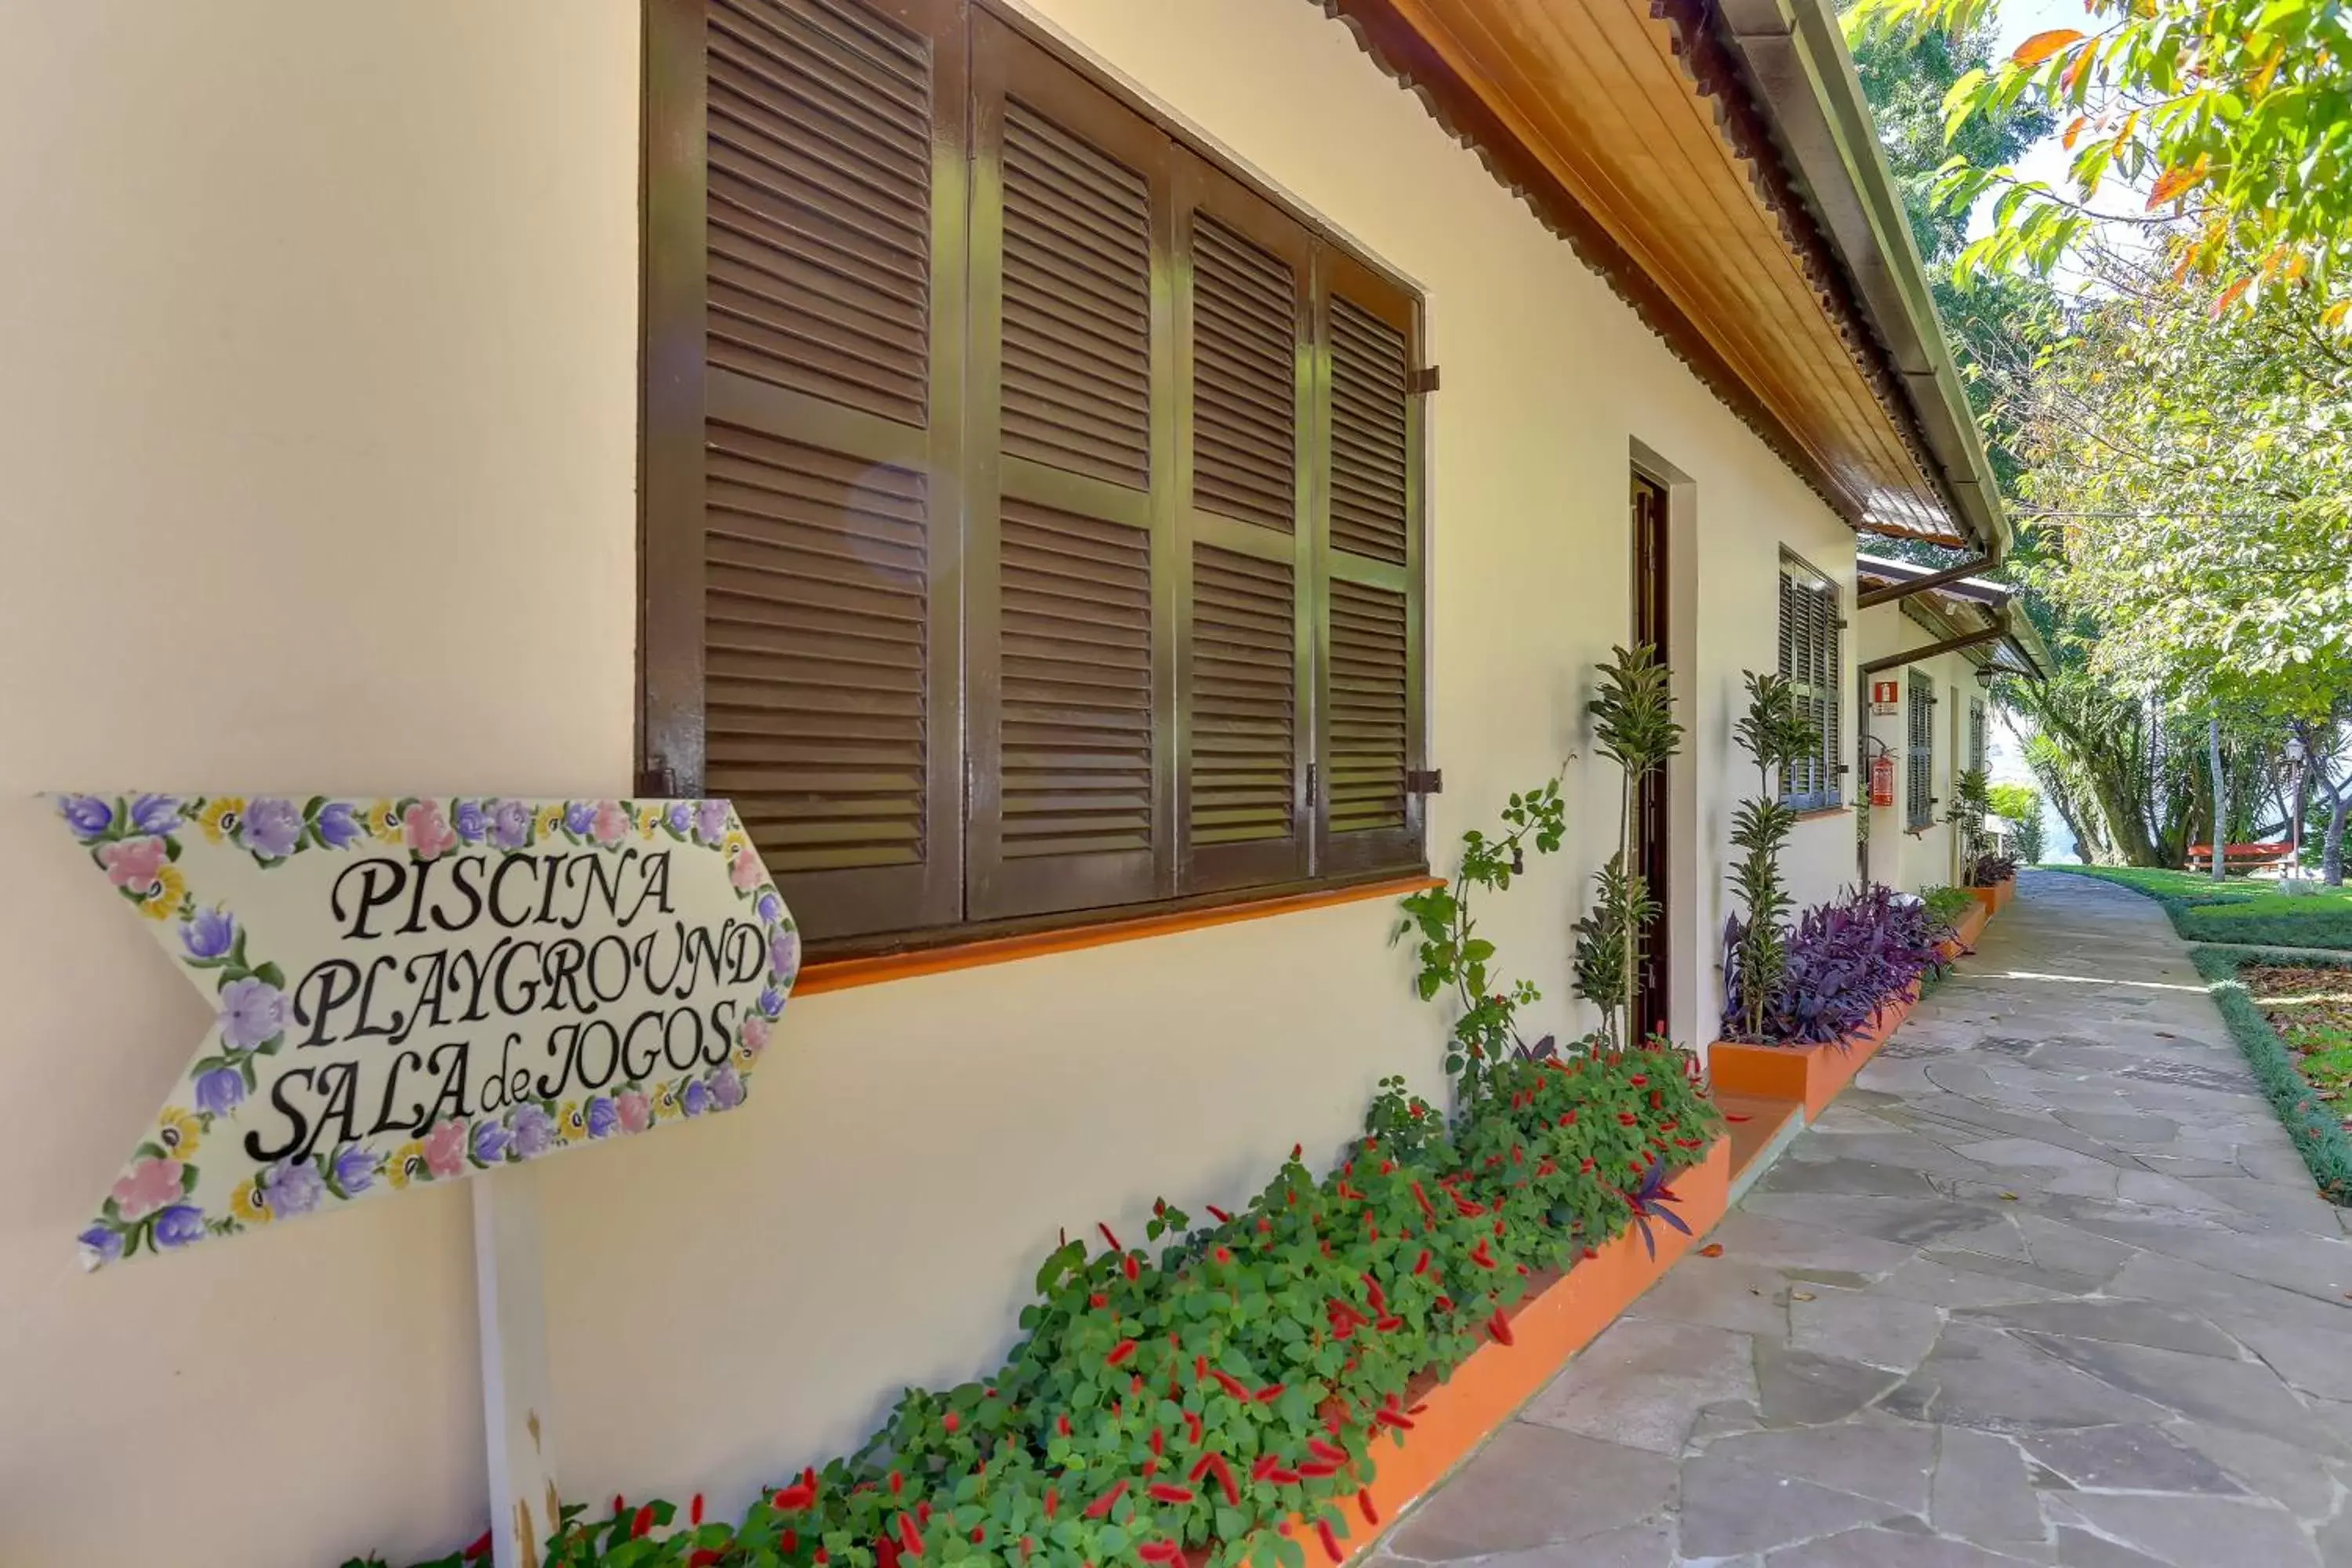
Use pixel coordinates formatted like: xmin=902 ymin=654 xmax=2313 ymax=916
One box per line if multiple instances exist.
xmin=1630 ymin=473 xmax=1671 ymax=1043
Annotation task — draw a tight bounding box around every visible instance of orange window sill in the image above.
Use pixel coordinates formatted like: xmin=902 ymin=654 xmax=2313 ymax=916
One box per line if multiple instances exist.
xmin=793 ymin=874 xmax=1445 ymax=997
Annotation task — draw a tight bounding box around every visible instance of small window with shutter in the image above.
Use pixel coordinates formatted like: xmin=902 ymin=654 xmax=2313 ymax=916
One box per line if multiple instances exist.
xmin=642 ymin=0 xmax=1430 ymax=954
xmin=1906 ymin=671 xmax=1936 ymax=831
xmin=1776 ymin=553 xmax=1842 ymax=811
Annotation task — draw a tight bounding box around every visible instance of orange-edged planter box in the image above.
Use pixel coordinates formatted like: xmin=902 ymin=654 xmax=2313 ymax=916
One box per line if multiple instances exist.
xmin=1938 ymin=896 xmax=1991 ymax=961
xmin=1704 ymin=991 xmax=1917 ymax=1120
xmin=1969 ymin=883 xmax=2002 ymax=920
xmin=1283 ymin=1138 xmax=1732 ymax=1564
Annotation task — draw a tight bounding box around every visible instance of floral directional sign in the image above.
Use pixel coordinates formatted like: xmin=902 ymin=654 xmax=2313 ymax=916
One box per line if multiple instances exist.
xmin=53 ymin=794 xmax=798 ymax=1269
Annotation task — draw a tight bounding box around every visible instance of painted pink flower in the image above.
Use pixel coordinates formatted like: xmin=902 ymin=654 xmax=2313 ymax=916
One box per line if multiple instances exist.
xmin=617 ymin=1091 xmax=652 ymax=1134
xmin=739 ymin=1014 xmax=771 ymax=1058
xmin=423 ymin=1118 xmax=468 ymax=1178
xmin=592 ymin=800 xmax=630 ymax=846
xmin=100 ymin=836 xmax=169 ymax=892
xmin=730 ymin=842 xmax=764 ymax=891
xmin=111 ymin=1156 xmax=184 ymax=1221
xmin=403 ymin=800 xmax=459 ymax=860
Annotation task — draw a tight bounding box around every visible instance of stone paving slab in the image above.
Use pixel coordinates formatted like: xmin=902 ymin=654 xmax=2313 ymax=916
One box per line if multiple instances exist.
xmin=1362 ymin=873 xmax=2352 ymax=1566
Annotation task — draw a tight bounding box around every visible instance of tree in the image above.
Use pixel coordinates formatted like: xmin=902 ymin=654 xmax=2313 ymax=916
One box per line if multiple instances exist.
xmin=1848 ymin=0 xmax=2352 ymax=319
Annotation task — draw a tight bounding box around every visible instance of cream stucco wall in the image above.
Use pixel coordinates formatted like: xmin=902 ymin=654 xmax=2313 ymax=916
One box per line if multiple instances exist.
xmin=1 ymin=2 xmax=1860 ymax=1563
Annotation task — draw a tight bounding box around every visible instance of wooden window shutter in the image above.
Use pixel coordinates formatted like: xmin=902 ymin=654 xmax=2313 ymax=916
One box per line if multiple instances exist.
xmin=1907 ymin=670 xmax=1935 ymax=829
xmin=1312 ymin=249 xmax=1426 ymax=876
xmin=644 ymin=0 xmax=967 ymax=943
xmin=1174 ymin=158 xmax=1312 ymax=894
xmin=964 ymin=16 xmax=1177 ymax=922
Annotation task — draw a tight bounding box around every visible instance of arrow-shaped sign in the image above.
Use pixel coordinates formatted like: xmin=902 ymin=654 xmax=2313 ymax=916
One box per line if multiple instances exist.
xmin=52 ymin=793 xmax=797 ymax=1269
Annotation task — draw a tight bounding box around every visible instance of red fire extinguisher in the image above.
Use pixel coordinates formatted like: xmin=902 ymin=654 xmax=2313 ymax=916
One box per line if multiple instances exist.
xmin=1870 ymin=753 xmax=1896 ymax=808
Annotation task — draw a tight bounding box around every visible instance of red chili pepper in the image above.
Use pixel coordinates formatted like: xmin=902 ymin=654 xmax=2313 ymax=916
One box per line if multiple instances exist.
xmin=1138 ymin=1542 xmax=1182 ymax=1565
xmin=1358 ymin=1490 xmax=1380 ymax=1526
xmin=815 ymin=1550 xmax=831 ymax=1565
xmin=1044 ymin=1487 xmax=1058 ymax=1519
xmin=1292 ymin=1143 xmax=1304 ymax=1160
xmin=1301 ymin=1459 xmax=1340 ymax=1478
xmin=1489 ymin=1308 xmax=1516 ymax=1345
xmin=1316 ymin=1517 xmax=1345 ymax=1563
xmin=1374 ymin=1408 xmax=1416 ymax=1431
xmin=1206 ymin=1204 xmax=1232 ymax=1223
xmin=1630 ymin=1074 xmax=1648 ymax=1087
xmin=897 ymin=1512 xmax=925 ymax=1558
xmin=1057 ymin=1413 xmax=1073 ymax=1437
xmin=1132 ymin=1375 xmax=1148 ymax=1395
xmin=782 ymin=1530 xmax=799 ymax=1555
xmin=1083 ymin=1479 xmax=1129 ymax=1519
xmin=1361 ymin=1272 xmax=1386 ymax=1310
xmin=775 ymin=1482 xmax=815 ymax=1510
xmin=1149 ymin=1426 xmax=1166 ymax=1457
xmin=1089 ymin=1293 xmax=1108 ymax=1308
xmin=1410 ymin=1181 xmax=1436 ymax=1219
xmin=917 ymin=1501 xmax=931 ymax=1527
xmin=1308 ymin=1437 xmax=1348 ymax=1465
xmin=1147 ymin=1483 xmax=1195 ymax=1504
xmin=463 ymin=1531 xmax=492 ymax=1562
xmin=1185 ymin=1409 xmax=1204 ymax=1446
xmin=1214 ymin=1246 xmax=1232 ymax=1264
xmin=1266 ymin=1466 xmax=1304 ymax=1486
xmin=1254 ymin=1383 xmax=1286 ymax=1404
xmin=1099 ymin=1224 xmax=1122 ymax=1251
xmin=1535 ymin=1159 xmax=1557 ymax=1177
xmin=1582 ymin=1246 xmax=1599 ymax=1260
xmin=632 ymin=1505 xmax=655 ymax=1540
xmin=612 ymin=1496 xmax=626 ymax=1519
xmin=1210 ymin=1369 xmax=1250 ymax=1400
xmin=1106 ymin=1339 xmax=1138 ymax=1367
xmin=1375 ymin=1314 xmax=1403 ymax=1332
xmin=1434 ymin=1294 xmax=1454 ymax=1312
xmin=1557 ymin=1110 xmax=1577 ymax=1127
xmin=889 ymin=1471 xmax=904 ymax=1497
xmin=942 ymin=1412 xmax=960 ymax=1436
xmin=1252 ymin=1454 xmax=1279 ymax=1483
xmin=1580 ymin=1157 xmax=1595 ymax=1174
xmin=1123 ymin=1254 xmax=1141 ymax=1283
xmin=971 ymin=1527 xmax=985 ymax=1544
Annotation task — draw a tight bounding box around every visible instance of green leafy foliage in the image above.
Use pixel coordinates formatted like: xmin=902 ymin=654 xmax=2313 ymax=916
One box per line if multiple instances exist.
xmin=1722 ymin=673 xmax=1820 ymax=1043
xmin=1920 ymin=884 xmax=1980 ymax=937
xmin=2191 ymin=946 xmax=2352 ymax=1204
xmin=1574 ymin=646 xmax=1683 ymax=1048
xmin=1396 ymin=779 xmax=1567 ymax=1081
xmin=1947 ymin=767 xmax=1997 ymax=884
xmin=1847 ymin=0 xmax=2352 ymax=318
xmin=358 ymin=1051 xmax=1721 ymax=1568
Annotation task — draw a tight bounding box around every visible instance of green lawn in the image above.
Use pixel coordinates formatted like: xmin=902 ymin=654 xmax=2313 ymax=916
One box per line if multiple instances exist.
xmin=2190 ymin=946 xmax=2352 ymax=1204
xmin=2040 ymin=863 xmax=2352 ymax=951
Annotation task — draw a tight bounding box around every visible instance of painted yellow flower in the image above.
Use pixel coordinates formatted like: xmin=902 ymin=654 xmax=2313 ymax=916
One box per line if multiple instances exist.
xmin=652 ymin=1083 xmax=682 ymax=1121
xmin=720 ymin=830 xmax=750 ymax=866
xmin=230 ymin=1177 xmax=272 ymax=1225
xmin=385 ymin=1139 xmax=428 ymax=1189
xmin=367 ymin=798 xmax=404 ymax=844
xmin=557 ymin=1102 xmax=589 ymax=1144
xmin=154 ymin=1108 xmax=202 ymax=1162
xmin=638 ymin=807 xmax=661 ymax=840
xmin=136 ymin=866 xmax=186 ymax=920
xmin=535 ymin=804 xmax=566 ymax=843
xmin=197 ymin=797 xmax=245 ymax=844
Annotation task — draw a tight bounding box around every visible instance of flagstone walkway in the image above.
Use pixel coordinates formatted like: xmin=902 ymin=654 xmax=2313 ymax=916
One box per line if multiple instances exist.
xmin=1368 ymin=871 xmax=2352 ymax=1566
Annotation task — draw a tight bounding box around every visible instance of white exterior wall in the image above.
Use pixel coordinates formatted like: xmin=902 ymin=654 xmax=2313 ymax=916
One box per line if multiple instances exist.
xmin=0 ymin=3 xmax=1857 ymax=1563
xmin=1857 ymin=604 xmax=1983 ymax=893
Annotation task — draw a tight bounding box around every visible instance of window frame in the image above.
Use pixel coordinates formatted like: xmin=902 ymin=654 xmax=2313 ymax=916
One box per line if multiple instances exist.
xmin=1905 ymin=670 xmax=1936 ymax=831
xmin=637 ymin=0 xmax=1432 ymax=960
xmin=1774 ymin=550 xmax=1842 ymax=812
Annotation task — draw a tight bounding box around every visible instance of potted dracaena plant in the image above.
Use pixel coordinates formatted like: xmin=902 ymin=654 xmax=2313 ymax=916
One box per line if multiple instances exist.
xmin=1721 ymin=672 xmax=1820 ymax=1044
xmin=1572 ymin=644 xmax=1682 ymax=1051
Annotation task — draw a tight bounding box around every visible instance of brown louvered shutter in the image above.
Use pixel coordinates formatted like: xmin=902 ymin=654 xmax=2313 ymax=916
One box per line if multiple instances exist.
xmin=1175 ymin=158 xmax=1312 ymax=893
xmin=964 ymin=16 xmax=1176 ymax=922
xmin=643 ymin=0 xmax=968 ymax=943
xmin=1315 ymin=251 xmax=1426 ymax=875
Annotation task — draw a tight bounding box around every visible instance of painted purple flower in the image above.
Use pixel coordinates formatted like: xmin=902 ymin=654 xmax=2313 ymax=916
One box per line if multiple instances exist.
xmin=681 ymin=1080 xmax=713 ymax=1117
xmin=59 ymin=795 xmax=114 ymax=841
xmin=489 ymin=798 xmax=532 ymax=850
xmin=564 ymin=800 xmax=597 ymax=836
xmin=241 ymin=797 xmax=303 ymax=858
xmin=217 ymin=976 xmax=286 ymax=1051
xmin=194 ymin=1066 xmax=246 ymax=1117
xmin=473 ymin=1119 xmax=512 ymax=1165
xmin=78 ymin=1225 xmax=125 ymax=1267
xmin=666 ymin=801 xmax=694 ymax=835
xmin=333 ymin=1145 xmax=381 ymax=1195
xmin=180 ymin=906 xmax=238 ymax=962
xmin=711 ymin=1067 xmax=745 ymax=1110
xmin=510 ymin=1104 xmax=556 ymax=1159
xmin=770 ymin=927 xmax=800 ymax=985
xmin=262 ymin=1160 xmax=325 ymax=1218
xmin=453 ymin=799 xmax=488 ymax=842
xmin=756 ymin=891 xmax=783 ymax=924
xmin=315 ymin=800 xmax=365 ymax=849
xmin=129 ymin=793 xmax=183 ymax=835
xmin=757 ymin=985 xmax=786 ymax=1021
xmin=153 ymin=1203 xmax=208 ymax=1249
xmin=585 ymin=1096 xmax=620 ymax=1139
xmin=694 ymin=799 xmax=731 ymax=845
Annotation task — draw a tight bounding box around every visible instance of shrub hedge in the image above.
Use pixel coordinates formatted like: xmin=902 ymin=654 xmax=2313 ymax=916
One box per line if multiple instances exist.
xmin=2045 ymin=865 xmax=2352 ymax=951
xmin=2187 ymin=946 xmax=2352 ymax=1207
xmin=350 ymin=1043 xmax=1721 ymax=1568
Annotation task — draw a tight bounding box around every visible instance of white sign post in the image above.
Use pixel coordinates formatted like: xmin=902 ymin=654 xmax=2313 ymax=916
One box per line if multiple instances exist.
xmin=52 ymin=792 xmax=799 ymax=1566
